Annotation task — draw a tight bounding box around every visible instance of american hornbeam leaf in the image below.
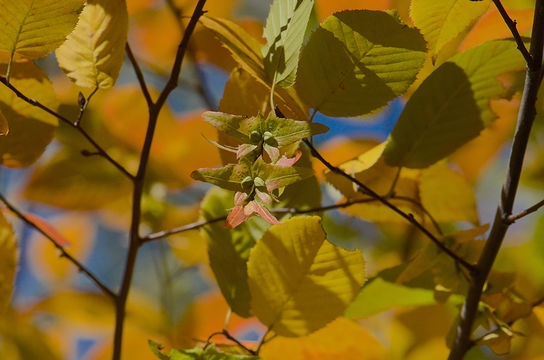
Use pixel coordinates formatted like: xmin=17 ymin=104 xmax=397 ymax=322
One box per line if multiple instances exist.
xmin=419 ymin=162 xmax=479 ymax=224
xmin=248 ymin=216 xmax=366 ymax=336
xmin=263 ymin=113 xmax=329 ymax=146
xmin=56 ymin=0 xmax=128 ymax=89
xmin=200 ymin=187 xmax=265 ymax=317
xmin=262 ymin=0 xmax=314 ymax=88
xmin=200 ymin=17 xmax=309 ymax=120
xmin=149 ymin=341 xmax=262 ymax=360
xmin=0 ymin=212 xmax=16 ymax=312
xmin=410 ymin=0 xmax=491 ymax=61
xmin=0 ymin=62 xmax=58 ymax=167
xmin=191 ymin=163 xmax=249 ymax=193
xmin=295 ymin=10 xmax=426 ymax=117
xmin=202 ymin=112 xmax=257 ymax=143
xmin=0 ymin=0 xmax=84 ymax=65
xmin=383 ymin=62 xmax=483 ymax=168
xmin=257 ymin=162 xmax=315 ymax=191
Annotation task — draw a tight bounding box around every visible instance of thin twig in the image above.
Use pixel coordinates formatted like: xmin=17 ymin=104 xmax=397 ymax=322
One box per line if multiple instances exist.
xmin=303 ymin=139 xmax=476 ymax=273
xmin=0 ymin=193 xmax=116 ymax=299
xmin=394 ymin=195 xmax=444 ymax=236
xmin=448 ymin=1 xmax=544 ymax=358
xmin=75 ymin=86 xmax=98 ymax=126
xmin=506 ymin=198 xmax=544 ymax=224
xmin=221 ymin=329 xmax=257 ymax=356
xmin=256 ymin=328 xmax=273 ymax=354
xmin=492 ymin=0 xmax=533 ymax=67
xmin=111 ymin=2 xmax=208 ymax=359
xmin=0 ymin=77 xmax=134 ymax=180
xmin=125 ymin=43 xmax=154 ymax=108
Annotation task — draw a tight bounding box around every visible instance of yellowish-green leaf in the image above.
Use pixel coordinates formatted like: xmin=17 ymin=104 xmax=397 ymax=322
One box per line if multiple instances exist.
xmin=477 ymin=328 xmax=512 ymax=356
xmin=384 ymin=62 xmax=483 ymax=168
xmin=248 ymin=216 xmax=365 ymax=336
xmin=24 ymin=149 xmax=131 ymax=210
xmin=419 ymin=162 xmax=479 ymax=224
xmin=56 ymin=0 xmax=129 ymax=89
xmin=295 ymin=10 xmax=426 ymax=117
xmin=0 ymin=212 xmax=16 ymax=312
xmin=0 ymin=62 xmax=58 ymax=167
xmin=410 ymin=0 xmax=490 ymax=60
xmin=0 ymin=109 xmax=7 ymax=135
xmin=0 ymin=0 xmax=84 ymax=65
xmin=202 ymin=18 xmax=309 ymax=120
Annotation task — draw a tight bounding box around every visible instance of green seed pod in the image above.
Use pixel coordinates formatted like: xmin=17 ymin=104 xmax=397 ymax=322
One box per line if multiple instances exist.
xmin=253 ymin=176 xmax=265 ymax=188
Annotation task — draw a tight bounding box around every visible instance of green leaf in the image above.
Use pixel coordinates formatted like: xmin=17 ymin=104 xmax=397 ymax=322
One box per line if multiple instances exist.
xmin=248 ymin=216 xmax=366 ymax=336
xmin=257 ymin=161 xmax=315 ymax=191
xmin=262 ymin=0 xmax=314 ymax=88
xmin=0 ymin=212 xmax=16 ymax=312
xmin=410 ymin=0 xmax=491 ymax=60
xmin=295 ymin=10 xmax=426 ymax=117
xmin=23 ymin=149 xmax=132 ymax=210
xmin=191 ymin=163 xmax=249 ymax=193
xmin=56 ymin=0 xmax=128 ymax=89
xmin=262 ymin=113 xmax=329 ymax=146
xmin=0 ymin=0 xmax=84 ymax=68
xmin=200 ymin=188 xmax=265 ymax=317
xmin=450 ymin=40 xmax=527 ymax=125
xmin=0 ymin=62 xmax=58 ymax=167
xmin=149 ymin=341 xmax=262 ymax=360
xmin=202 ymin=112 xmax=256 ymax=143
xmin=383 ymin=62 xmax=483 ymax=168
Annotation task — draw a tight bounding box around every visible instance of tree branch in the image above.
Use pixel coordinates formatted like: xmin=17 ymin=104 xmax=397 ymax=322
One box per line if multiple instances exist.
xmin=303 ymin=139 xmax=477 ymax=273
xmin=0 ymin=77 xmax=134 ymax=180
xmin=448 ymin=1 xmax=544 ymax=358
xmin=125 ymin=43 xmax=154 ymax=108
xmin=492 ymin=0 xmax=533 ymax=67
xmin=506 ymin=198 xmax=544 ymax=224
xmin=111 ymin=2 xmax=207 ymax=359
xmin=0 ymin=193 xmax=116 ymax=299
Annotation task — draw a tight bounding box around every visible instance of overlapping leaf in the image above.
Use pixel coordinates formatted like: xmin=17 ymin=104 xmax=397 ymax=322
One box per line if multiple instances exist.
xmin=56 ymin=0 xmax=129 ymax=89
xmin=248 ymin=216 xmax=365 ymax=336
xmin=262 ymin=0 xmax=314 ymax=88
xmin=295 ymin=10 xmax=426 ymax=117
xmin=410 ymin=0 xmax=491 ymax=60
xmin=149 ymin=341 xmax=261 ymax=360
xmin=0 ymin=0 xmax=84 ymax=66
xmin=0 ymin=62 xmax=58 ymax=167
xmin=0 ymin=212 xmax=16 ymax=312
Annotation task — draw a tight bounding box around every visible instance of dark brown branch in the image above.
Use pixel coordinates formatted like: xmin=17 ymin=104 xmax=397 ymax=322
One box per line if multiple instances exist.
xmin=0 ymin=193 xmax=116 ymax=299
xmin=492 ymin=0 xmax=533 ymax=67
xmin=448 ymin=1 xmax=544 ymax=358
xmin=506 ymin=198 xmax=544 ymax=224
xmin=125 ymin=43 xmax=153 ymax=108
xmin=0 ymin=77 xmax=134 ymax=180
xmin=303 ymin=139 xmax=477 ymax=273
xmin=111 ymin=2 xmax=207 ymax=359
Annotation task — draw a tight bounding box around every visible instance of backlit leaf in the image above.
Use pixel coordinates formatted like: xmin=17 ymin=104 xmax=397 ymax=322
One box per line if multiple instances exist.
xmin=0 ymin=110 xmax=7 ymax=135
xmin=383 ymin=62 xmax=482 ymax=168
xmin=248 ymin=216 xmax=365 ymax=336
xmin=419 ymin=162 xmax=479 ymax=224
xmin=0 ymin=0 xmax=84 ymax=65
xmin=410 ymin=0 xmax=490 ymax=60
xmin=262 ymin=0 xmax=314 ymax=88
xmin=0 ymin=62 xmax=58 ymax=167
xmin=295 ymin=10 xmax=426 ymax=117
xmin=149 ymin=342 xmax=262 ymax=360
xmin=56 ymin=0 xmax=128 ymax=89
xmin=0 ymin=212 xmax=16 ymax=312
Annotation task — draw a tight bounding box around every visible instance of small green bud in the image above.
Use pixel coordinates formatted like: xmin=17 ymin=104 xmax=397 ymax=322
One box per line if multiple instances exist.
xmin=253 ymin=176 xmax=265 ymax=188
xmin=263 ymin=131 xmax=277 ymax=146
xmin=250 ymin=131 xmax=262 ymax=144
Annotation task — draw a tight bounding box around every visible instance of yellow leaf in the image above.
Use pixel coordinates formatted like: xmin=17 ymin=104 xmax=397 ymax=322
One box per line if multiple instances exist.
xmin=0 ymin=0 xmax=84 ymax=65
xmin=260 ymin=317 xmax=387 ymax=360
xmin=0 ymin=212 xmax=16 ymax=312
xmin=56 ymin=0 xmax=128 ymax=89
xmin=247 ymin=216 xmax=366 ymax=336
xmin=0 ymin=62 xmax=58 ymax=167
xmin=419 ymin=162 xmax=479 ymax=224
xmin=410 ymin=0 xmax=491 ymax=60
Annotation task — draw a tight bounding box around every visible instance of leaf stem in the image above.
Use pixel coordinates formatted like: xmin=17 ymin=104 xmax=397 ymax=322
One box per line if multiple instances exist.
xmin=448 ymin=1 xmax=544 ymax=358
xmin=0 ymin=193 xmax=116 ymax=299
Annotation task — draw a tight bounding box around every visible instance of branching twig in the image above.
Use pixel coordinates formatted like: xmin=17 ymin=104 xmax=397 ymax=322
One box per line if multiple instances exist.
xmin=125 ymin=43 xmax=153 ymax=108
xmin=0 ymin=77 xmax=134 ymax=180
xmin=303 ymin=139 xmax=476 ymax=273
xmin=75 ymin=86 xmax=98 ymax=126
xmin=506 ymin=198 xmax=544 ymax=224
xmin=492 ymin=0 xmax=533 ymax=67
xmin=448 ymin=1 xmax=544 ymax=358
xmin=0 ymin=193 xmax=116 ymax=299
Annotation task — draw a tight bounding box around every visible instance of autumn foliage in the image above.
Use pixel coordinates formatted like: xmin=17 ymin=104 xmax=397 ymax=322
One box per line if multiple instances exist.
xmin=2 ymin=0 xmax=544 ymax=359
